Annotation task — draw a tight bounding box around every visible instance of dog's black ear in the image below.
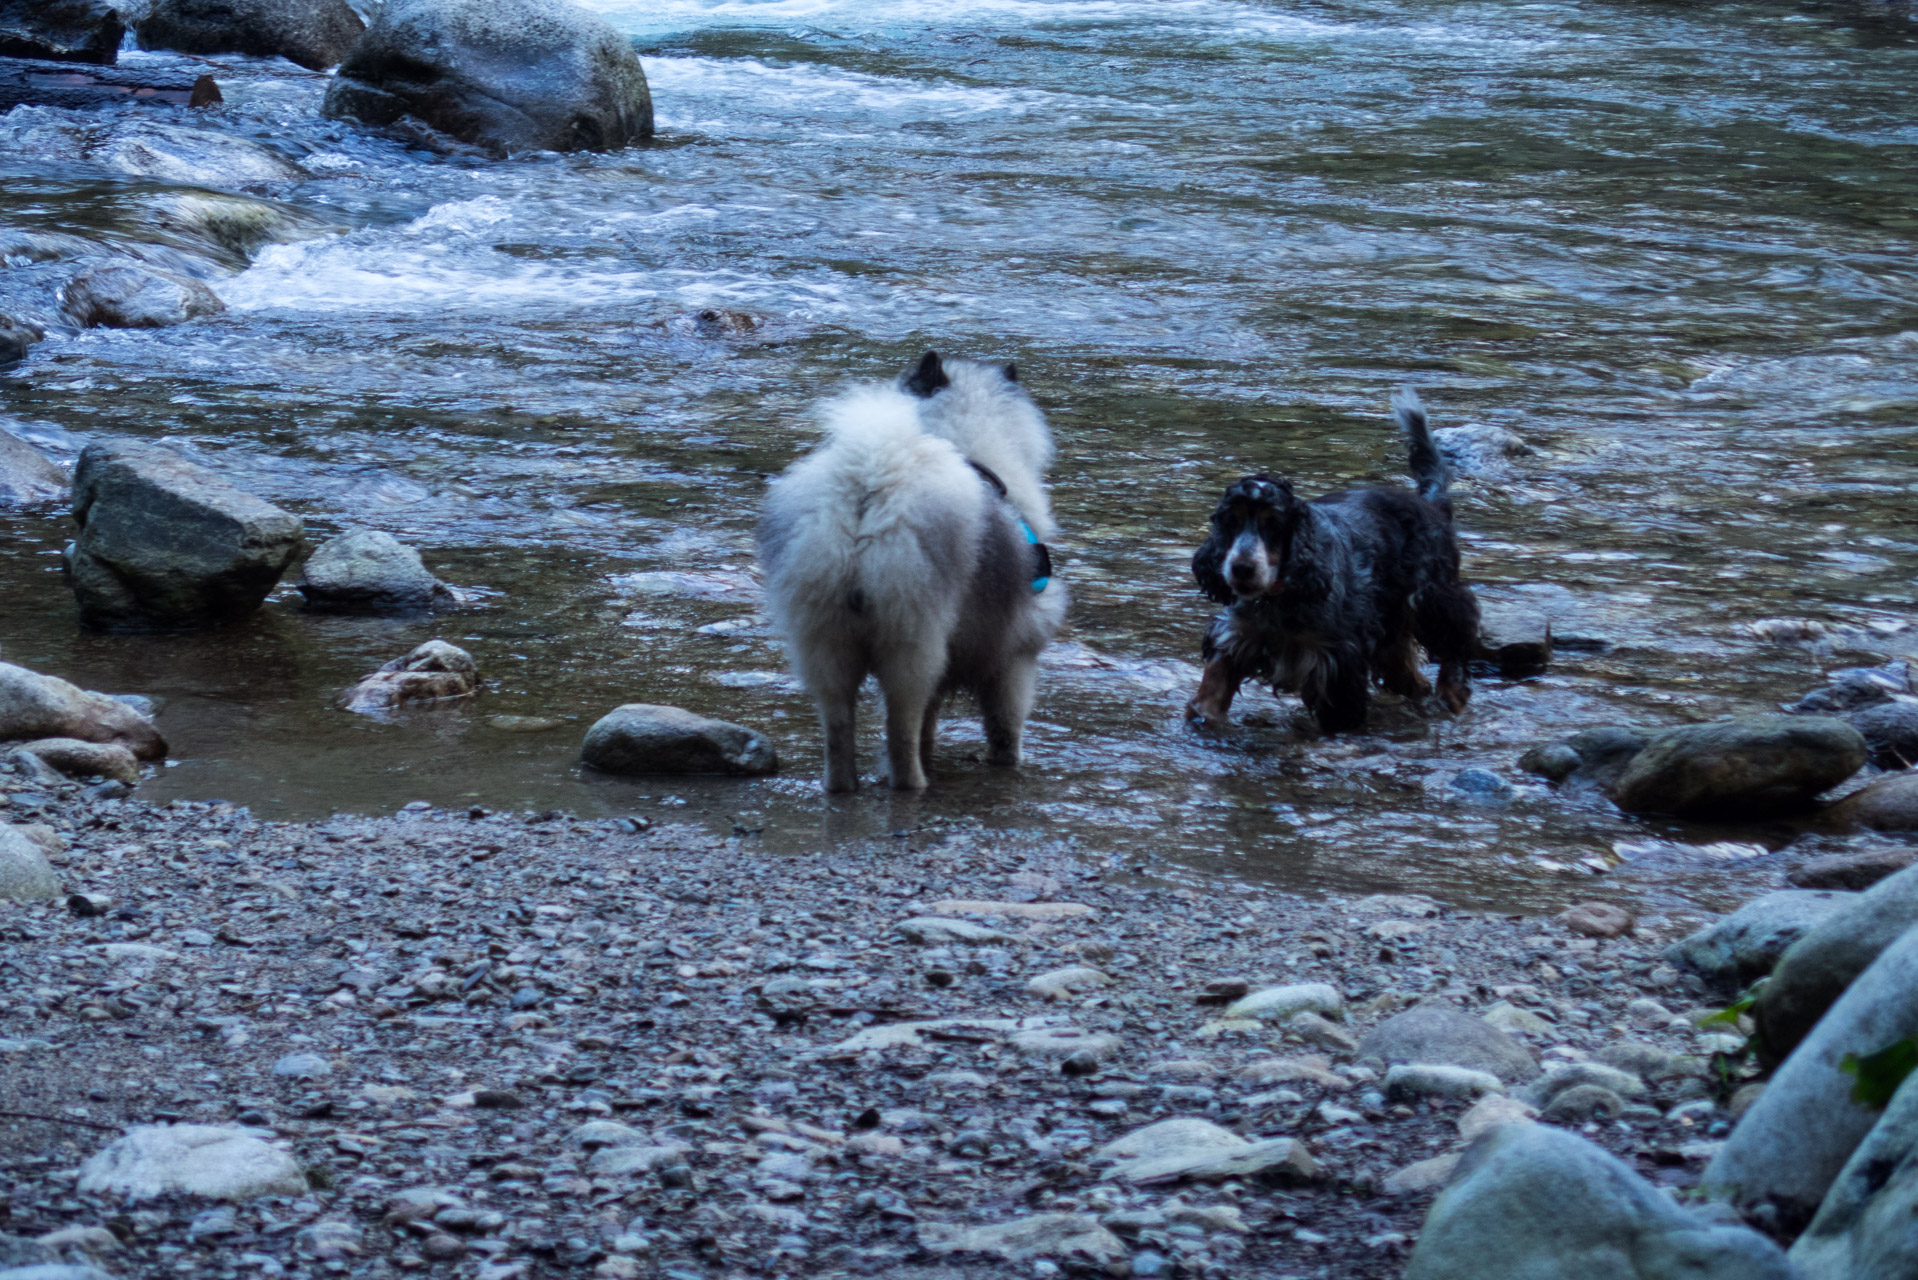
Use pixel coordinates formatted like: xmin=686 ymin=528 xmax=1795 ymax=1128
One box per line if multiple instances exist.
xmin=1192 ymin=530 xmax=1236 ymax=606
xmin=904 ymin=350 xmax=949 ymax=398
xmin=1003 ymin=361 xmax=1018 ymax=383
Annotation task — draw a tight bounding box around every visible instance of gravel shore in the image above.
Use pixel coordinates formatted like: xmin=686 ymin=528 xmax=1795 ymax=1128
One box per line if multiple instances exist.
xmin=2 ymin=780 xmax=1752 ymax=1280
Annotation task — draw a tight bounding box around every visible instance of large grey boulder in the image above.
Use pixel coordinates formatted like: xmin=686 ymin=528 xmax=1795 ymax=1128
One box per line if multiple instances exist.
xmin=0 ymin=0 xmax=123 ymax=63
xmin=1358 ymin=1003 xmax=1539 ymax=1083
xmin=0 ymin=427 xmax=63 ymax=506
xmin=68 ymin=440 xmax=304 ymax=630
xmin=1610 ymin=715 xmax=1866 ymax=818
xmin=0 ymin=662 xmax=165 ymax=760
xmin=63 ymin=265 xmax=225 ymax=330
xmin=1665 ymin=890 xmax=1855 ymax=985
xmin=298 ymin=529 xmax=453 ymax=612
xmin=1406 ymin=1123 xmax=1794 ymax=1280
xmin=1704 ymin=922 xmax=1918 ymax=1221
xmin=322 ymin=0 xmax=654 ymax=157
xmin=1754 ymin=865 xmax=1918 ymax=1067
xmin=1832 ymin=772 xmax=1918 ymax=833
xmin=1791 ymin=1067 xmax=1918 ymax=1280
xmin=77 ymin=1124 xmax=307 ymax=1200
xmin=582 ymin=704 xmax=776 ymax=777
xmin=136 ymin=0 xmax=364 ymax=71
xmin=0 ymin=823 xmax=61 ymax=902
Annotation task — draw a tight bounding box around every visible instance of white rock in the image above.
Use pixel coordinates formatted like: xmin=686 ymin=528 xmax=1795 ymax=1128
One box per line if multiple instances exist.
xmin=1221 ymin=982 xmax=1343 ymax=1023
xmin=0 ymin=823 xmax=60 ymax=901
xmin=1025 ymin=966 xmax=1110 ymax=1000
xmin=894 ymin=917 xmax=1013 ymax=945
xmin=1093 ymin=1116 xmax=1319 ymax=1184
xmin=1010 ymin=1027 xmax=1121 ymax=1063
xmin=920 ymin=1213 xmax=1127 ymax=1270
xmin=77 ymin=1125 xmax=307 ymax=1201
xmin=1385 ymin=1064 xmax=1506 ymax=1102
xmin=585 ymin=1144 xmax=689 ymax=1177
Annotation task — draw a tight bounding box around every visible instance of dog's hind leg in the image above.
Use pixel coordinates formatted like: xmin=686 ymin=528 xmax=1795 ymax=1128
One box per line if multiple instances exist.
xmin=877 ymin=646 xmax=943 ymax=790
xmin=811 ymin=663 xmax=863 ymax=794
xmin=918 ymin=696 xmax=941 ymax=779
xmin=1417 ymin=583 xmax=1481 ymax=714
xmin=979 ymin=656 xmax=1039 ymax=767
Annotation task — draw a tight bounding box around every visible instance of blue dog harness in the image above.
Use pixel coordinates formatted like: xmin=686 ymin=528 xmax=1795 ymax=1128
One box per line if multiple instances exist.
xmin=969 ymin=459 xmax=1052 ymax=594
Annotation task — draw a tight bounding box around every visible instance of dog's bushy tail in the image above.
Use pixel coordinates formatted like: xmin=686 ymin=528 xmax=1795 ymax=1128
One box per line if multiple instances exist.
xmin=1394 ymin=386 xmax=1451 ymax=507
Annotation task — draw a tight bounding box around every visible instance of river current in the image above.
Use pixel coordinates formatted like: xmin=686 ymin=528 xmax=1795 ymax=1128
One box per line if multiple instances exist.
xmin=1 ymin=0 xmax=1915 ymax=916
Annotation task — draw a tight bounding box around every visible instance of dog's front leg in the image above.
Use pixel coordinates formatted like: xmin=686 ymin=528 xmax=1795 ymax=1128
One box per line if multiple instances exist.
xmin=1186 ymin=658 xmax=1244 ymax=729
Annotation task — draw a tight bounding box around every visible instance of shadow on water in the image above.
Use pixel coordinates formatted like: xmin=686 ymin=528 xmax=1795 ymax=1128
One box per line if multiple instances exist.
xmin=2 ymin=0 xmax=1916 ymax=916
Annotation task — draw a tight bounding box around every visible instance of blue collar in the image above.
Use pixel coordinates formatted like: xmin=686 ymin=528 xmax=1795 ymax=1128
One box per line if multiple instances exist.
xmin=970 ymin=458 xmax=1050 ymax=593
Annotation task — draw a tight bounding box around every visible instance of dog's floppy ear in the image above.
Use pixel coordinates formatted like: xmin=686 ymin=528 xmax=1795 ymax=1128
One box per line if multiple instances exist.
xmin=1003 ymin=361 xmax=1018 ymax=383
xmin=904 ymin=350 xmax=949 ymax=398
xmin=1193 ymin=533 xmax=1236 ymax=606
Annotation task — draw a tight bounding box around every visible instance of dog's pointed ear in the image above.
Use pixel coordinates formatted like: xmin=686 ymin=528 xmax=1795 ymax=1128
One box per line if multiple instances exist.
xmin=1003 ymin=361 xmax=1018 ymax=383
xmin=904 ymin=350 xmax=949 ymax=398
xmin=1192 ymin=534 xmax=1236 ymax=606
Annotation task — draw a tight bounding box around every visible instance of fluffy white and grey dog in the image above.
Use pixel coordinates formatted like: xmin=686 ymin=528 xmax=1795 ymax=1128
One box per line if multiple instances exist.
xmin=757 ymin=351 xmax=1067 ymax=792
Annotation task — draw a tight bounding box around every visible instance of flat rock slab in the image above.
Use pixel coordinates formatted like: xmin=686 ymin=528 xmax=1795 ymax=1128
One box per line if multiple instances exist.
xmin=920 ymin=1213 xmax=1127 ymax=1271
xmin=77 ymin=1124 xmax=308 ymax=1201
xmin=1222 ymin=982 xmax=1344 ymax=1023
xmin=894 ymin=917 xmax=1011 ymax=945
xmin=927 ymin=899 xmax=1093 ymax=919
xmin=1360 ymin=1003 xmax=1539 ymax=1082
xmin=821 ymin=1018 xmax=1018 ymax=1056
xmin=1094 ymin=1117 xmax=1321 ymax=1184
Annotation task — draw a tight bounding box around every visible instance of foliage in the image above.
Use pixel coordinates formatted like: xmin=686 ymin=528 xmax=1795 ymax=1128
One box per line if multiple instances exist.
xmin=1840 ymin=1037 xmax=1918 ymax=1110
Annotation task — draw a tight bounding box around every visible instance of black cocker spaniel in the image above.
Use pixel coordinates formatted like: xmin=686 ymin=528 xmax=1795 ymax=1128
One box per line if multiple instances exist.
xmin=1188 ymin=388 xmax=1481 ymax=734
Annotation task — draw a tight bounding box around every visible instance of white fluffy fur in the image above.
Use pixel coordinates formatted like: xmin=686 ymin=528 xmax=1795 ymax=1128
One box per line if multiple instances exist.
xmin=758 ymin=366 xmax=1066 ymax=792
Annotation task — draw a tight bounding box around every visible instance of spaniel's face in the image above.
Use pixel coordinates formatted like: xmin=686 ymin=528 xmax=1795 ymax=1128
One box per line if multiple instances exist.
xmin=1213 ymin=477 xmax=1294 ymax=599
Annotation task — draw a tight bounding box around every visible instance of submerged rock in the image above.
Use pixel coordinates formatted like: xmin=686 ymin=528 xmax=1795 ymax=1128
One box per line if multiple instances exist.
xmin=1519 ymin=725 xmax=1645 ymax=788
xmin=63 ymin=264 xmax=225 ymax=329
xmin=1753 ymin=864 xmax=1918 ymax=1067
xmin=298 ymin=529 xmax=454 ymax=612
xmin=136 ymin=0 xmax=364 ymax=71
xmin=0 ymin=0 xmax=123 ymax=64
xmin=89 ymin=121 xmax=308 ymax=187
xmin=12 ymin=737 xmax=139 ymax=785
xmin=1787 ymin=662 xmax=1910 ymax=715
xmin=1704 ymin=921 xmax=1918 ymax=1222
xmin=1830 ymin=772 xmax=1918 ymax=833
xmin=68 ymin=440 xmax=303 ymax=629
xmin=0 ymin=822 xmax=62 ymax=901
xmin=323 ymin=0 xmax=654 ymax=157
xmin=1406 ymin=1123 xmax=1793 ymax=1279
xmin=0 ymin=425 xmax=63 ymax=505
xmin=336 ymin=641 xmax=478 ymax=714
xmin=1789 ymin=848 xmax=1918 ymax=891
xmin=0 ymin=661 xmax=166 ymax=759
xmin=1847 ymin=700 xmax=1918 ymax=770
xmin=582 ymin=704 xmax=776 ymax=777
xmin=77 ymin=1124 xmax=308 ymax=1201
xmin=0 ymin=314 xmax=41 ymax=366
xmin=1664 ymin=889 xmax=1853 ymax=985
xmin=1610 ymin=715 xmax=1866 ymax=819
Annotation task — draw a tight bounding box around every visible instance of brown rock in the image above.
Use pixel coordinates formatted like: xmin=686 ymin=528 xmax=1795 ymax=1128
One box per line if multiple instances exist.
xmin=14 ymin=736 xmax=140 ymax=785
xmin=1829 ymin=772 xmax=1918 ymax=832
xmin=1559 ymin=901 xmax=1633 ymax=939
xmin=336 ymin=640 xmax=478 ymax=714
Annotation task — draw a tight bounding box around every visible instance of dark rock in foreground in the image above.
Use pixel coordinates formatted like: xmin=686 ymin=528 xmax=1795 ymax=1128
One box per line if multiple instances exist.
xmin=1831 ymin=772 xmax=1918 ymax=833
xmin=137 ymin=0 xmax=364 ymax=72
xmin=1789 ymin=847 xmax=1918 ymax=891
xmin=0 ymin=314 xmax=40 ymax=365
xmin=1610 ymin=715 xmax=1866 ymax=819
xmin=67 ymin=439 xmax=303 ymax=630
xmin=323 ymin=0 xmax=654 ymax=157
xmin=299 ymin=529 xmax=454 ymax=612
xmin=1753 ymin=864 xmax=1918 ymax=1067
xmin=0 ymin=0 xmax=123 ymax=64
xmin=583 ymin=704 xmax=776 ymax=777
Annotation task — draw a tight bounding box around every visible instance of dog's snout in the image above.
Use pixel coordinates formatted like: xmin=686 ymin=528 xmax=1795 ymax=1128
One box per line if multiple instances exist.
xmin=1229 ymin=561 xmax=1256 ymax=581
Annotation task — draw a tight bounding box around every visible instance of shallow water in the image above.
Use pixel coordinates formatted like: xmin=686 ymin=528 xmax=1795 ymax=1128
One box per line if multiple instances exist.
xmin=2 ymin=0 xmax=1916 ymax=915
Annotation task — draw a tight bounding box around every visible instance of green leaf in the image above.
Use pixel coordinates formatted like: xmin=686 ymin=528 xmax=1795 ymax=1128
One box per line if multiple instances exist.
xmin=1695 ymin=993 xmax=1756 ymax=1030
xmin=1839 ymin=1038 xmax=1918 ymax=1109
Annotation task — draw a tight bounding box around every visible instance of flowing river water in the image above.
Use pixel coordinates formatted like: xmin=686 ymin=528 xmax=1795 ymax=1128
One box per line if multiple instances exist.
xmin=1 ymin=0 xmax=1915 ymax=916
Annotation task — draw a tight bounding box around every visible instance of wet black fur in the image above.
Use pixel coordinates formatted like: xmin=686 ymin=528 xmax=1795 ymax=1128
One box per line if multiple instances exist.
xmin=1191 ymin=409 xmax=1480 ymax=734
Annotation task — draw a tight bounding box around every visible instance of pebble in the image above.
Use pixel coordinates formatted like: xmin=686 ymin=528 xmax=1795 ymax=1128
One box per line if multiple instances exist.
xmin=1558 ymin=901 xmax=1634 ymax=938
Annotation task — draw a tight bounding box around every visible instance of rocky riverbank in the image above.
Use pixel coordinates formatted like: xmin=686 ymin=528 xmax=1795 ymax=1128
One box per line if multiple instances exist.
xmin=6 ymin=763 xmax=1871 ymax=1280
